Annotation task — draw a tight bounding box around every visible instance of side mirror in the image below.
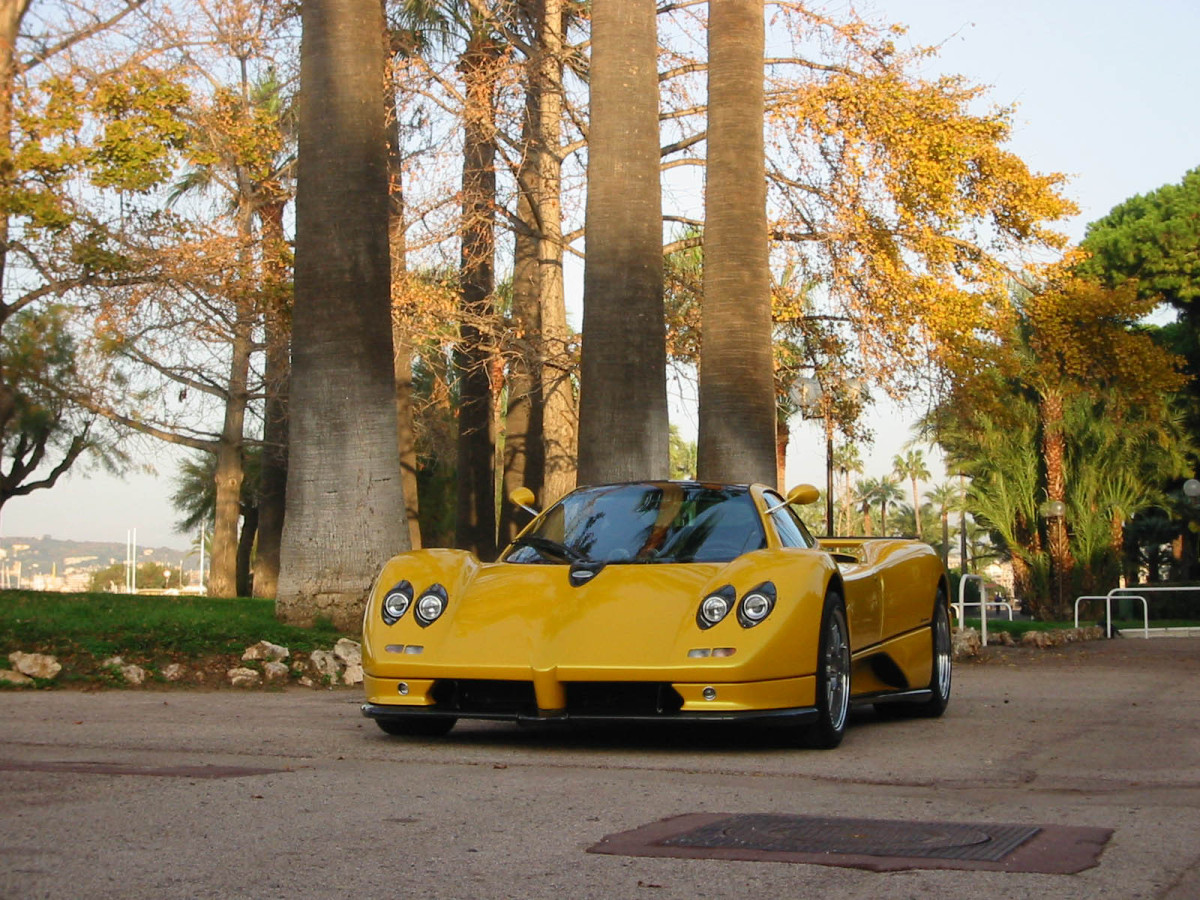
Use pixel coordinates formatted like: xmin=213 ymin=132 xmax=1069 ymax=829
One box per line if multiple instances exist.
xmin=786 ymin=484 xmax=821 ymax=506
xmin=509 ymin=487 xmax=539 ymax=516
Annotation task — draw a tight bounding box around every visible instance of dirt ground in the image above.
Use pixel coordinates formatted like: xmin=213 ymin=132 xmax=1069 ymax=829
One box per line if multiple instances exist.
xmin=1 ymin=636 xmax=1198 ymax=899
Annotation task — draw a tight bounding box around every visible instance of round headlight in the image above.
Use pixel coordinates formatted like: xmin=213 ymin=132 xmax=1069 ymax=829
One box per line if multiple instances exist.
xmin=701 ymin=595 xmax=730 ymax=624
xmin=737 ymin=582 xmax=776 ymax=627
xmin=741 ymin=593 xmax=771 ymax=621
xmin=697 ymin=584 xmax=738 ymax=630
xmin=414 ymin=584 xmax=448 ymax=626
xmin=381 ymin=581 xmax=413 ymax=625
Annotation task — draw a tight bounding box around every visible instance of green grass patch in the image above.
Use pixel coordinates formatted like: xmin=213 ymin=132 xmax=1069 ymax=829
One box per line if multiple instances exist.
xmin=1110 ymin=618 xmax=1200 ymax=629
xmin=958 ymin=618 xmax=1061 ymax=638
xmin=1 ymin=590 xmax=344 ymax=662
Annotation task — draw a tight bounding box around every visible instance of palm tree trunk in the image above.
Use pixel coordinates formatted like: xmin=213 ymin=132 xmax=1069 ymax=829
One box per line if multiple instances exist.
xmin=278 ymin=0 xmax=408 ymax=628
xmin=697 ymin=0 xmax=775 ymax=485
xmin=1040 ymin=388 xmax=1073 ymax=616
xmin=577 ymin=0 xmax=669 ymax=485
xmin=454 ymin=22 xmax=500 ymax=559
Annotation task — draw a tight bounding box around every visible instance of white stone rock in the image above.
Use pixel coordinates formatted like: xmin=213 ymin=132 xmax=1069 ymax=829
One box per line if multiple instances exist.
xmin=120 ymin=664 xmax=147 ymax=686
xmin=9 ymin=651 xmax=62 ymax=679
xmin=0 ymin=668 xmax=33 ymax=686
xmin=1020 ymin=629 xmax=1052 ymax=649
xmin=341 ymin=663 xmax=363 ymax=686
xmin=333 ymin=638 xmax=362 ymax=667
xmin=101 ymin=656 xmax=125 ymax=668
xmin=242 ymin=640 xmax=289 ymax=662
xmin=228 ymin=666 xmax=262 ymax=687
xmin=298 ymin=675 xmax=316 ymax=688
xmin=952 ymin=627 xmax=982 ymax=659
xmin=263 ymin=661 xmax=290 ymax=682
xmin=162 ymin=663 xmax=188 ymax=682
xmin=309 ymin=650 xmax=342 ymax=679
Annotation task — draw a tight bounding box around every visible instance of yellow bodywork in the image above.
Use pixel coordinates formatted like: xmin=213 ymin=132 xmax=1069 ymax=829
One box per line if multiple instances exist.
xmin=362 ymin=485 xmax=947 ymax=722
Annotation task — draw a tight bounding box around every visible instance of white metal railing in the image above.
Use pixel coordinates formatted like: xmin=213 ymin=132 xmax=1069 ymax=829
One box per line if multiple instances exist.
xmin=1076 ymin=585 xmax=1200 ymax=639
xmin=1074 ymin=593 xmax=1147 ymax=638
xmin=954 ymin=575 xmax=1015 ymax=648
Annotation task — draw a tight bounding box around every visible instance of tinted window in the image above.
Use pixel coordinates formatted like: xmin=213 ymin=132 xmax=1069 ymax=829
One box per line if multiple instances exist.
xmin=765 ymin=491 xmax=815 ymax=549
xmin=505 ymin=483 xmax=766 ymax=564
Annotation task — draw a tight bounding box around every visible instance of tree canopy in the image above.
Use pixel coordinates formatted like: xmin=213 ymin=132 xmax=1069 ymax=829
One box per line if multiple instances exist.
xmin=1080 ymin=167 xmax=1200 ymax=318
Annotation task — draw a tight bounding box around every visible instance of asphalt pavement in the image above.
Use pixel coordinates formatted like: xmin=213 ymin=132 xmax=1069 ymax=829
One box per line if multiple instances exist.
xmin=1 ymin=638 xmax=1198 ymax=899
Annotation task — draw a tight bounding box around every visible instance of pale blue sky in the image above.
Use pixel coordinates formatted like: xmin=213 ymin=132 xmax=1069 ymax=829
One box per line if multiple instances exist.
xmin=787 ymin=0 xmax=1200 ymax=489
xmin=5 ymin=0 xmax=1198 ymax=547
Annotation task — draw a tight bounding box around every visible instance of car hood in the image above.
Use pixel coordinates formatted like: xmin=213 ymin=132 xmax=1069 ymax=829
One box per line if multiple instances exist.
xmin=365 ymin=549 xmax=763 ymax=676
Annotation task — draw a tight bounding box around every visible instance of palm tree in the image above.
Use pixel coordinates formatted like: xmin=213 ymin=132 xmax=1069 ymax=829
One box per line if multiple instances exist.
xmin=577 ymin=0 xmax=669 ymax=484
xmin=924 ymin=481 xmax=959 ymax=567
xmin=696 ymin=0 xmax=775 ymax=485
xmin=833 ymin=443 xmax=863 ymax=533
xmin=874 ymin=477 xmax=905 ymax=535
xmin=277 ymin=0 xmax=408 ymax=627
xmin=854 ymin=477 xmax=880 ymax=536
xmin=892 ymin=448 xmax=931 ymax=539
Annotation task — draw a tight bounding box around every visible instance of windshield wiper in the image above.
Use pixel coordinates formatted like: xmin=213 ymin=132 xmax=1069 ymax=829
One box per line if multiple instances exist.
xmin=511 ymin=535 xmax=586 ymax=564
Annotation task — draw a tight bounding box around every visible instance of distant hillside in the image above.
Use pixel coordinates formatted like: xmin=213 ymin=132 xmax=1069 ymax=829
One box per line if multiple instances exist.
xmin=0 ymin=535 xmax=198 ymax=587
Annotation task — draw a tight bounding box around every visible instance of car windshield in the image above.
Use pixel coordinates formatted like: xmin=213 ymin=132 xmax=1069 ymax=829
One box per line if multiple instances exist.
xmin=504 ymin=483 xmax=766 ymax=565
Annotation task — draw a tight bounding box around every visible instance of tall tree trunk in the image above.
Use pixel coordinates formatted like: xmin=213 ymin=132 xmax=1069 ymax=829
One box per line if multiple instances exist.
xmin=387 ymin=64 xmax=421 ymax=549
xmin=278 ymin=0 xmax=408 ymax=628
xmin=0 ymin=0 xmax=31 ymax=297
xmin=533 ymin=0 xmax=575 ymax=503
xmin=500 ymin=107 xmax=544 ymax=542
xmin=236 ymin=502 xmax=258 ymax=597
xmin=577 ymin=0 xmax=668 ymax=485
xmin=209 ymin=203 xmax=255 ymax=598
xmin=697 ymin=0 xmax=775 ymax=485
xmin=0 ymin=1 xmax=32 ymax=445
xmin=454 ymin=23 xmax=500 ymax=559
xmin=253 ymin=199 xmax=290 ymax=599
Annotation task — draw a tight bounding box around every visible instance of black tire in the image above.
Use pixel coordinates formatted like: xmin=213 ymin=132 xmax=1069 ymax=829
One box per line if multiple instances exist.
xmin=876 ymin=588 xmax=952 ymax=719
xmin=917 ymin=591 xmax=953 ymax=717
xmin=375 ymin=716 xmax=457 ymax=737
xmin=804 ymin=592 xmax=851 ymax=749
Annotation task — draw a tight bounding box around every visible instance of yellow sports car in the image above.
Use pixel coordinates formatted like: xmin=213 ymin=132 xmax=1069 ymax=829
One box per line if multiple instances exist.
xmin=361 ymin=481 xmax=951 ymax=748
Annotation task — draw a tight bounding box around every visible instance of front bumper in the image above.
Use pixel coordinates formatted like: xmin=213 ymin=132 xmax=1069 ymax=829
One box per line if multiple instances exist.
xmin=362 ymin=671 xmax=818 ymax=726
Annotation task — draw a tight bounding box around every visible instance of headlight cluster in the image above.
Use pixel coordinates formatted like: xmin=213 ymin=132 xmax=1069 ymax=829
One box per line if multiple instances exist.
xmin=696 ymin=582 xmax=776 ymax=630
xmin=380 ymin=580 xmax=448 ymax=627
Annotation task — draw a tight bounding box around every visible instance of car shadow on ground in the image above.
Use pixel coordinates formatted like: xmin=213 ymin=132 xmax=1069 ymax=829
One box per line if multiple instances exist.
xmin=362 ymin=705 xmax=899 ymax=754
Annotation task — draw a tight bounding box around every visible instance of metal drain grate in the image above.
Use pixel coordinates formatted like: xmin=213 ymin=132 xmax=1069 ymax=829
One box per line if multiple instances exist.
xmin=660 ymin=813 xmax=1040 ymax=862
xmin=588 ymin=813 xmax=1114 ymax=874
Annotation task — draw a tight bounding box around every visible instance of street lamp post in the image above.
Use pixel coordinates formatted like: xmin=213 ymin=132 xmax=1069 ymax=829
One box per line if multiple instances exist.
xmin=1183 ymin=479 xmax=1200 ymax=578
xmin=790 ymin=375 xmax=861 ymax=537
xmin=1041 ymin=498 xmax=1067 ymax=618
